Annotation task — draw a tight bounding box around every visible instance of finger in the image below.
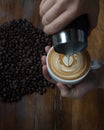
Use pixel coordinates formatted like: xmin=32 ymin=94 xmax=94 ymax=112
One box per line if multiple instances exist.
xmin=73 ymin=76 xmax=97 ymax=98
xmin=56 ymin=83 xmax=72 ymax=97
xmin=41 ymin=46 xmax=51 ymax=65
xmin=42 ymin=2 xmax=66 ymax=26
xmin=45 ymin=45 xmax=51 ymax=54
xmin=43 ymin=7 xmax=80 ymax=34
xmin=40 ymin=0 xmax=47 ymax=9
xmin=40 ymin=0 xmax=55 ymax=17
xmin=41 ymin=55 xmax=46 ymax=65
xmin=67 ymin=72 xmax=98 ymax=98
xmin=56 ymin=71 xmax=97 ymax=98
xmin=42 ymin=65 xmax=56 ymax=84
xmin=57 ymin=82 xmax=93 ymax=98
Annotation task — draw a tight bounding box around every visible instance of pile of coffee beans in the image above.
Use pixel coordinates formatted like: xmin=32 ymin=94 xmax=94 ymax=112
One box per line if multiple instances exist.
xmin=0 ymin=19 xmax=54 ymax=102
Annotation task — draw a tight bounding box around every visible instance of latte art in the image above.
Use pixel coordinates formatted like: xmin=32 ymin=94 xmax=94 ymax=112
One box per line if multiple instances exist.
xmin=62 ymin=56 xmax=73 ymax=66
xmin=48 ymin=47 xmax=90 ymax=80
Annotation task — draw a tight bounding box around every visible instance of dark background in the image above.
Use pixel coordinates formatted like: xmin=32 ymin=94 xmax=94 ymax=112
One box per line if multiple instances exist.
xmin=0 ymin=0 xmax=104 ymax=130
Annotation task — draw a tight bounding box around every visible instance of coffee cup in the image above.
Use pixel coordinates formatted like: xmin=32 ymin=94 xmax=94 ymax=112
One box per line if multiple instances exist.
xmin=46 ymin=47 xmax=102 ymax=86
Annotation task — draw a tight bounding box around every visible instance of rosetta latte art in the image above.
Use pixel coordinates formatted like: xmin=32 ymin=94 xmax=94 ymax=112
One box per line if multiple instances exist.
xmin=48 ymin=48 xmax=90 ymax=80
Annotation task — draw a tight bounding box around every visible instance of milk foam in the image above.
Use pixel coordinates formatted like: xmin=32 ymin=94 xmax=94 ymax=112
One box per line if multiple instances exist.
xmin=48 ymin=48 xmax=90 ymax=80
xmin=62 ymin=56 xmax=73 ymax=66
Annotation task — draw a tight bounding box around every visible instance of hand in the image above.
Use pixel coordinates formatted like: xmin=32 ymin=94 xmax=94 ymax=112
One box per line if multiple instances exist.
xmin=40 ymin=0 xmax=99 ymax=35
xmin=41 ymin=46 xmax=102 ymax=98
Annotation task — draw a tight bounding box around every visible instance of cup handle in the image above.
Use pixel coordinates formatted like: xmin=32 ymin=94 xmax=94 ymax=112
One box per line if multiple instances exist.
xmin=90 ymin=60 xmax=103 ymax=70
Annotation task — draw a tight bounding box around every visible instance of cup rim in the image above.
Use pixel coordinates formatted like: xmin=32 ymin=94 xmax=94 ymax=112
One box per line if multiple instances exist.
xmin=46 ymin=47 xmax=90 ymax=83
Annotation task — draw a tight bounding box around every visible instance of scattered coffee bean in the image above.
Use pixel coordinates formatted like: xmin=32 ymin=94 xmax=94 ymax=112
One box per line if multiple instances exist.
xmin=0 ymin=18 xmax=54 ymax=102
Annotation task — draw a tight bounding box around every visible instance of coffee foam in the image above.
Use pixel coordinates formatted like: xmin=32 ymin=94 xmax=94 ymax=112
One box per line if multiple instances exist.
xmin=48 ymin=47 xmax=90 ymax=80
xmin=62 ymin=55 xmax=73 ymax=66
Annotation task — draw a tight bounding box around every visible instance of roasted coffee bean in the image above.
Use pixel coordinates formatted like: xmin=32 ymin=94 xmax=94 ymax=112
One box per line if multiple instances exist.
xmin=0 ymin=19 xmax=54 ymax=102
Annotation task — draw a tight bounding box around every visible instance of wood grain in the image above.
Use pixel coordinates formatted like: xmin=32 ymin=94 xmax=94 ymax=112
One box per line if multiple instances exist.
xmin=0 ymin=0 xmax=104 ymax=130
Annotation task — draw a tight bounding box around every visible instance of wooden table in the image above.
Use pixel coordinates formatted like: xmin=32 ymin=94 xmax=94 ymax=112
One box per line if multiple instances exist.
xmin=0 ymin=0 xmax=104 ymax=130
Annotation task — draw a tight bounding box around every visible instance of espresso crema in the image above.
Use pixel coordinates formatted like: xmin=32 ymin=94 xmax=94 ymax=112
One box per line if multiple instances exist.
xmin=48 ymin=48 xmax=90 ymax=80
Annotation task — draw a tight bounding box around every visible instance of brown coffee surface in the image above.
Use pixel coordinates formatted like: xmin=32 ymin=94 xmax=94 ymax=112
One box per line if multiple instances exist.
xmin=48 ymin=48 xmax=90 ymax=80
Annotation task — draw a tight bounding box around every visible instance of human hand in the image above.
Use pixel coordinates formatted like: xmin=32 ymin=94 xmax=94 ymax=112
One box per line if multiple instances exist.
xmin=40 ymin=0 xmax=99 ymax=35
xmin=41 ymin=45 xmax=102 ymax=98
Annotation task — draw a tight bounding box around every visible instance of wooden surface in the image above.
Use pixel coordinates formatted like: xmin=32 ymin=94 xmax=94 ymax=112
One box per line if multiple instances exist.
xmin=0 ymin=0 xmax=104 ymax=130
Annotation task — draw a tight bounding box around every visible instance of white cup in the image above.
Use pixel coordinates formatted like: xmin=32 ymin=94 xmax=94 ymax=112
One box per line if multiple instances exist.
xmin=46 ymin=47 xmax=102 ymax=86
